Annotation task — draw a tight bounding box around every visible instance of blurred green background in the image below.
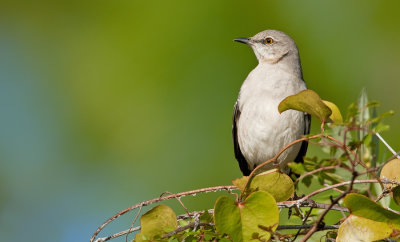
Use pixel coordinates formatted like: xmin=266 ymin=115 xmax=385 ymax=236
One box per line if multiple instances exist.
xmin=1 ymin=1 xmax=400 ymax=241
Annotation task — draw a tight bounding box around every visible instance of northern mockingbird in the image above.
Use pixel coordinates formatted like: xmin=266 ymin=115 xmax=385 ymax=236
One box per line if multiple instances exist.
xmin=233 ymin=30 xmax=311 ymax=175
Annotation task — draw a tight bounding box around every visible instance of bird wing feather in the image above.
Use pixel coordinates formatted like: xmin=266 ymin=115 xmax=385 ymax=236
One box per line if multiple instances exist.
xmin=294 ymin=113 xmax=311 ymax=164
xmin=232 ymin=101 xmax=251 ymax=175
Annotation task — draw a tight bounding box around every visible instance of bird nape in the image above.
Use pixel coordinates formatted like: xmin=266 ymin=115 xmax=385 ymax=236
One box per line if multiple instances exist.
xmin=232 ymin=30 xmax=311 ymax=176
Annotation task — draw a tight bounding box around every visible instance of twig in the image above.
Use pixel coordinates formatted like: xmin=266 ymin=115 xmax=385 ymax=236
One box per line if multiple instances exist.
xmin=277 ymin=224 xmax=339 ymax=230
xmin=242 ymin=133 xmax=362 ymax=196
xmin=376 ymin=133 xmax=400 ymax=158
xmin=159 ymin=191 xmax=192 ymax=218
xmin=125 ymin=206 xmax=142 ymax=242
xmin=95 ymin=201 xmax=348 ymax=242
xmin=386 ymin=150 xmax=400 ymax=162
xmin=300 ymin=179 xmax=362 ymax=199
xmin=162 ymin=222 xmax=213 ymax=238
xmin=291 ymin=207 xmax=313 ymax=241
xmin=300 ymin=172 xmax=358 ymax=241
xmin=242 ymin=134 xmax=324 ymax=195
xmin=92 ymin=179 xmax=400 ymax=241
xmin=90 ymin=185 xmax=235 ymax=242
xmin=295 ymin=165 xmax=343 ymax=183
xmin=278 ymin=200 xmax=348 ymax=213
xmin=94 ymin=226 xmax=141 ymax=242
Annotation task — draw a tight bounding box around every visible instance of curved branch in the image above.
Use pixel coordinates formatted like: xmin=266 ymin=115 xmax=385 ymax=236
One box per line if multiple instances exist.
xmin=242 ymin=134 xmax=324 ymax=195
xmin=300 ymin=172 xmax=358 ymax=241
xmin=300 ymin=179 xmax=399 ymax=201
xmin=91 ymin=179 xmax=400 ymax=241
xmin=90 ymin=185 xmax=235 ymax=242
xmin=94 ymin=201 xmax=346 ymax=242
xmin=295 ymin=165 xmax=344 ymax=183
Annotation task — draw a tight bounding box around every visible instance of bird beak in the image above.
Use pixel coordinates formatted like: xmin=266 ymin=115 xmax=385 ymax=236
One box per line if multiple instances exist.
xmin=234 ymin=37 xmax=252 ymax=45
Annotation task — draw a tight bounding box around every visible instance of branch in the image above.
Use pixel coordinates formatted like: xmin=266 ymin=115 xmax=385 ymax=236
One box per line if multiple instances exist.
xmin=295 ymin=165 xmax=344 ymax=183
xmin=242 ymin=134 xmax=324 ymax=195
xmin=277 ymin=224 xmax=339 ymax=230
xmin=278 ymin=200 xmax=348 ymax=213
xmin=300 ymin=179 xmax=399 ymax=201
xmin=375 ymin=133 xmax=400 ymax=159
xmin=95 ymin=220 xmax=340 ymax=241
xmin=91 ymin=179 xmax=400 ymax=241
xmin=94 ymin=201 xmax=347 ymax=242
xmin=90 ymin=185 xmax=235 ymax=242
xmin=94 ymin=227 xmax=141 ymax=242
xmin=300 ymin=172 xmax=358 ymax=241
xmin=242 ymin=133 xmax=364 ymax=196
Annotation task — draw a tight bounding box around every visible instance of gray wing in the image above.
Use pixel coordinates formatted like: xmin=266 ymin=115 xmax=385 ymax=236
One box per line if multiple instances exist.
xmin=232 ymin=101 xmax=251 ymax=175
xmin=294 ymin=113 xmax=311 ymax=163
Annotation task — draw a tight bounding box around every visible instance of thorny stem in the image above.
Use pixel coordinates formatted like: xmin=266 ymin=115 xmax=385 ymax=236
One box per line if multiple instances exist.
xmin=90 ymin=185 xmax=235 ymax=242
xmin=300 ymin=172 xmax=358 ymax=242
xmin=99 ymin=223 xmax=340 ymax=242
xmin=92 ymin=124 xmax=398 ymax=241
xmin=92 ymin=179 xmax=400 ymax=242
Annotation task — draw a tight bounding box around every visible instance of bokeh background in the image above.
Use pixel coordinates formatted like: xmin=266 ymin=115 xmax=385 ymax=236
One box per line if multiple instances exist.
xmin=1 ymin=1 xmax=400 ymax=241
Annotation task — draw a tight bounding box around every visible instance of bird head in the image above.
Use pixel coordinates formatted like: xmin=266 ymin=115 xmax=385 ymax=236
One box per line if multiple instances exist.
xmin=235 ymin=30 xmax=300 ymax=65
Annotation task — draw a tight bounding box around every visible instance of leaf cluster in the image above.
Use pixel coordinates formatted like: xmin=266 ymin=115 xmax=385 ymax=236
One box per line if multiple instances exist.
xmin=93 ymin=89 xmax=400 ymax=242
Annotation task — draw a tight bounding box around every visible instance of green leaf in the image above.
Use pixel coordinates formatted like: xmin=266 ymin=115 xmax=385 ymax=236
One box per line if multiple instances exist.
xmin=343 ymin=193 xmax=400 ymax=228
xmin=232 ymin=169 xmax=294 ymax=202
xmin=374 ymin=122 xmax=390 ymax=133
xmin=214 ymin=191 xmax=279 ymax=242
xmin=278 ymin=89 xmax=332 ymax=122
xmin=214 ymin=196 xmax=242 ymax=241
xmin=199 ymin=210 xmax=213 ymax=223
xmin=393 ymin=186 xmax=400 ymax=206
xmin=302 ymin=175 xmax=312 ymax=187
xmin=346 ymin=102 xmax=358 ymax=122
xmin=287 ymin=162 xmax=306 ymax=175
xmin=357 ymin=88 xmax=370 ymax=123
xmin=202 ymin=234 xmax=212 ymax=241
xmin=322 ymin=100 xmax=343 ymax=123
xmin=337 ymin=215 xmax=394 ymax=242
xmin=368 ymin=110 xmax=395 ymax=124
xmin=134 ymin=205 xmax=177 ymax=241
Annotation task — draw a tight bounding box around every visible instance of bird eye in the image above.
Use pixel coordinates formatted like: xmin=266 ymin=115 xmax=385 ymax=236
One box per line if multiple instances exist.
xmin=264 ymin=37 xmax=274 ymax=45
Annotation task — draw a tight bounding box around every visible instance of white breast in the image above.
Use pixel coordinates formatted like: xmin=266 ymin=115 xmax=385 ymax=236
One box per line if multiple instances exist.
xmin=237 ymin=63 xmax=307 ymax=171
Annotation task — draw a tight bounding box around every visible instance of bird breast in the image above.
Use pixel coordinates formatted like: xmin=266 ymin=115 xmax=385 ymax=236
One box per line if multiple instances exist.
xmin=237 ymin=64 xmax=306 ymax=171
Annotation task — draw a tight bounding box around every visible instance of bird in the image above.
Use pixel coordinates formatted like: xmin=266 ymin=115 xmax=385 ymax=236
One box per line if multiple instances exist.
xmin=232 ymin=30 xmax=311 ymax=176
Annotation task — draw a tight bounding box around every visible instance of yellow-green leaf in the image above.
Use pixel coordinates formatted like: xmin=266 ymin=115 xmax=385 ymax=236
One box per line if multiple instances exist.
xmin=278 ymin=89 xmax=332 ymax=122
xmin=214 ymin=191 xmax=279 ymax=242
xmin=393 ymin=186 xmax=400 ymax=206
xmin=380 ymin=158 xmax=400 ymax=204
xmin=380 ymin=158 xmax=400 ymax=189
xmin=134 ymin=204 xmax=177 ymax=241
xmin=322 ymin=100 xmax=343 ymax=123
xmin=344 ymin=193 xmax=400 ymax=228
xmin=232 ymin=169 xmax=294 ymax=202
xmin=337 ymin=215 xmax=394 ymax=242
xmin=214 ymin=196 xmax=242 ymax=242
xmin=232 ymin=176 xmax=248 ymax=191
